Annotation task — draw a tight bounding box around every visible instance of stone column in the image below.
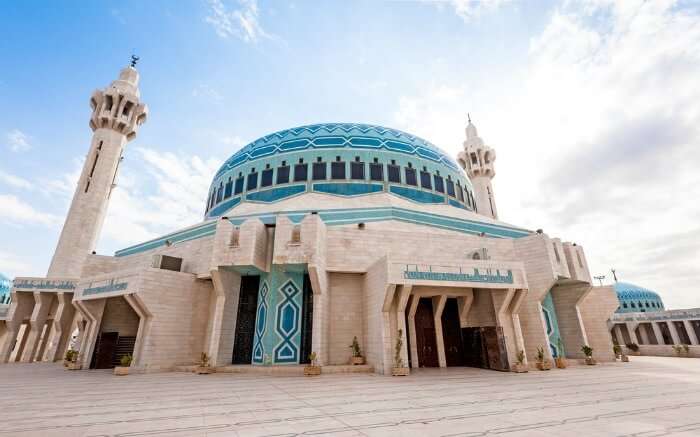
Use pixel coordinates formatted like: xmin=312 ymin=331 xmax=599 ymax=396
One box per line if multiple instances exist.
xmin=44 ymin=292 xmax=76 ymax=362
xmin=683 ymin=320 xmax=699 ymax=345
xmin=123 ymin=293 xmax=152 ymax=369
xmin=407 ymin=295 xmax=420 ymax=369
xmin=625 ymin=322 xmax=640 ymax=345
xmin=207 ymin=269 xmax=241 ymax=366
xmin=651 ymin=322 xmax=665 ymax=345
xmin=20 ymin=292 xmax=53 ymax=363
xmin=0 ymin=291 xmax=35 ymax=363
xmin=667 ymin=321 xmax=682 ymax=344
xmin=637 ymin=323 xmax=650 ymax=345
xmin=613 ymin=324 xmax=625 ymax=345
xmin=432 ymin=295 xmax=447 ymax=368
xmin=395 ymin=285 xmax=412 ymax=369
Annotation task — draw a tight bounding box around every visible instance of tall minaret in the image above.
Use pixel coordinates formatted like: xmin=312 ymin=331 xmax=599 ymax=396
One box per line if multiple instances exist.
xmin=47 ymin=60 xmax=148 ymax=278
xmin=457 ymin=115 xmax=498 ymax=219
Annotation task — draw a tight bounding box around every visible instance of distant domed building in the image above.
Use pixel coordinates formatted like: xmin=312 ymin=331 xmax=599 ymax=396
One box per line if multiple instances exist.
xmin=0 ymin=63 xmax=620 ymax=372
xmin=0 ymin=273 xmax=11 ymax=305
xmin=614 ymin=282 xmax=664 ymax=313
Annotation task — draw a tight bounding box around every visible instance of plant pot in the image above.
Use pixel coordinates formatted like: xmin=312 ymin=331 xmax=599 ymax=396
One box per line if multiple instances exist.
xmin=512 ymin=363 xmax=528 ymax=373
xmin=66 ymin=362 xmax=82 ymax=371
xmin=114 ymin=366 xmax=130 ymax=376
xmin=195 ymin=365 xmax=214 ymax=374
xmin=304 ymin=365 xmax=321 ymax=376
xmin=555 ymin=357 xmax=567 ymax=369
xmin=392 ymin=367 xmax=410 ymax=376
xmin=621 ymin=355 xmax=629 ymax=362
xmin=351 ymin=356 xmax=365 ymax=365
xmin=536 ymin=361 xmax=551 ymax=371
xmin=585 ymin=357 xmax=596 ymax=365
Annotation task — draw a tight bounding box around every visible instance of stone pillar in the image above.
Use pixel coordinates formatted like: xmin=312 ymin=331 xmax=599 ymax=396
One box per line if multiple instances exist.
xmin=613 ymin=324 xmax=625 ymax=345
xmin=432 ymin=295 xmax=447 ymax=368
xmin=683 ymin=320 xmax=699 ymax=345
xmin=509 ymin=290 xmax=528 ymax=365
xmin=651 ymin=322 xmax=665 ymax=345
xmin=20 ymin=292 xmax=53 ymax=363
xmin=638 ymin=323 xmax=650 ymax=345
xmin=625 ymin=322 xmax=640 ymax=345
xmin=123 ymin=293 xmax=152 ymax=369
xmin=74 ymin=299 xmax=107 ymax=368
xmin=667 ymin=321 xmax=682 ymax=344
xmin=0 ymin=291 xmax=35 ymax=363
xmin=395 ymin=285 xmax=412 ymax=369
xmin=206 ymin=269 xmax=241 ymax=366
xmin=44 ymin=292 xmax=76 ymax=362
xmin=407 ymin=295 xmax=420 ymax=369
xmin=550 ymin=284 xmax=591 ymax=359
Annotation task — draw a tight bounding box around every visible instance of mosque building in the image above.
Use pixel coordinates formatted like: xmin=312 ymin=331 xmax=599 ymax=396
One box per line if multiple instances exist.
xmin=0 ymin=273 xmax=11 ymax=306
xmin=0 ymin=63 xmax=621 ymax=373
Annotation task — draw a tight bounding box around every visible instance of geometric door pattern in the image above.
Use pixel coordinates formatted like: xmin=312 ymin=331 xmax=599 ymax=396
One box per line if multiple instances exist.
xmin=252 ymin=266 xmax=305 ymax=365
xmin=541 ymin=291 xmax=564 ymax=358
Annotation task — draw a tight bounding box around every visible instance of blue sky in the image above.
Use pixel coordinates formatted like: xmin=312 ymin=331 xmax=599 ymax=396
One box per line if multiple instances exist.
xmin=1 ymin=0 xmax=699 ymax=308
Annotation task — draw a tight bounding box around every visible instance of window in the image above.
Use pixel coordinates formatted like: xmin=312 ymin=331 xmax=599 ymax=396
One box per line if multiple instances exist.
xmin=261 ymin=166 xmax=273 ymax=187
xmin=470 ymin=152 xmax=478 ymax=164
xmin=404 ymin=167 xmax=416 ymax=186
xmin=215 ymin=183 xmax=223 ymax=202
xmin=420 ymin=168 xmax=432 ymax=189
xmin=446 ymin=177 xmax=455 ymax=197
xmin=576 ymin=252 xmax=583 ymax=268
xmin=209 ymin=191 xmax=215 ymax=210
xmin=434 ymin=174 xmax=444 ymax=193
xmin=631 ymin=302 xmax=636 ymax=308
xmin=331 ymin=158 xmax=346 ymax=179
xmin=623 ymin=302 xmax=628 ymax=308
xmin=645 ymin=302 xmax=650 ymax=308
xmin=277 ymin=162 xmax=290 ymax=184
xmin=387 ymin=161 xmax=401 ymax=183
xmin=247 ymin=171 xmax=258 ymax=191
xmin=351 ymin=158 xmax=365 ymax=180
xmin=224 ymin=177 xmax=233 ymax=199
xmin=294 ymin=160 xmax=308 ymax=182
xmin=234 ymin=175 xmax=244 ymax=195
xmin=312 ymin=159 xmax=326 ymax=180
xmin=369 ymin=160 xmax=383 ymax=181
xmin=553 ymin=243 xmax=561 ymax=263
xmin=456 ymin=182 xmax=464 ymax=201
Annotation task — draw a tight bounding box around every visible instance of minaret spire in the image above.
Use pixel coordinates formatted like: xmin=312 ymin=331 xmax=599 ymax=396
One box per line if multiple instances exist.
xmin=47 ymin=63 xmax=148 ymax=277
xmin=457 ymin=115 xmax=498 ymax=219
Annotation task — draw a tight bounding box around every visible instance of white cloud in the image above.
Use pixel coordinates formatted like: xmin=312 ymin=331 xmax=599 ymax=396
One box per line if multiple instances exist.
xmin=0 ymin=194 xmax=61 ymax=227
xmin=394 ymin=0 xmax=700 ymax=309
xmin=97 ymin=147 xmax=222 ymax=247
xmin=205 ymin=0 xmax=271 ymax=43
xmin=6 ymin=129 xmax=31 ymax=152
xmin=0 ymin=251 xmax=36 ymax=278
xmin=192 ymin=84 xmax=223 ymax=101
xmin=431 ymin=0 xmax=508 ymax=22
xmin=0 ymin=170 xmax=32 ymax=190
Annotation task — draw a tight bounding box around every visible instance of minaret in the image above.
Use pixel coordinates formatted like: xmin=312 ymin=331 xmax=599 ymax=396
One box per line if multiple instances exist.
xmin=47 ymin=59 xmax=148 ymax=278
xmin=457 ymin=115 xmax=498 ymax=219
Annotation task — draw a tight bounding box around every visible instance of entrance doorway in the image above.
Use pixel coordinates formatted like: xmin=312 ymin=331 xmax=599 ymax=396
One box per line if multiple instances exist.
xmin=232 ymin=276 xmax=260 ymax=364
xmin=441 ymin=298 xmax=466 ymax=366
xmin=461 ymin=326 xmax=509 ymax=371
xmin=415 ymin=298 xmax=439 ymax=367
xmin=91 ymin=331 xmax=118 ymax=369
xmin=299 ymin=274 xmax=313 ymax=364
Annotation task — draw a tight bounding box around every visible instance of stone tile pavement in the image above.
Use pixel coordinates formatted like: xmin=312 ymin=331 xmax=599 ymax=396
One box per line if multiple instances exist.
xmin=2 ymin=357 xmax=700 ymax=436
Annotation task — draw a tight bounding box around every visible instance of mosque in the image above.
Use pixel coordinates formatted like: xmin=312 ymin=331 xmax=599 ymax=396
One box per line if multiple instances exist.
xmin=0 ymin=63 xmax=623 ymax=373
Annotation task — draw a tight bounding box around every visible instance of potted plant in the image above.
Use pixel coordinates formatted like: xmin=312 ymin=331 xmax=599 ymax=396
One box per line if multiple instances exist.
xmin=65 ymin=350 xmax=82 ymax=370
xmin=304 ymin=352 xmax=321 ymax=375
xmin=554 ymin=339 xmax=567 ymax=369
xmin=512 ymin=350 xmax=528 ymax=373
xmin=114 ymin=354 xmax=132 ymax=376
xmin=349 ymin=336 xmax=365 ymax=365
xmin=392 ymin=329 xmax=410 ymax=376
xmin=535 ymin=346 xmax=551 ymax=370
xmin=613 ymin=344 xmax=622 ymax=360
xmin=195 ymin=352 xmax=214 ymax=374
xmin=581 ymin=345 xmax=596 ymax=365
xmin=683 ymin=344 xmax=690 ymax=356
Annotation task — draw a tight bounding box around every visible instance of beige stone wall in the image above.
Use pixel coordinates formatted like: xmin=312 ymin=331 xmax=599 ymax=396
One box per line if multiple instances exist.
xmin=363 ymin=257 xmax=390 ymax=374
xmin=100 ymin=296 xmax=139 ymax=337
xmin=328 ymin=273 xmax=364 ymax=365
xmin=464 ymin=289 xmax=496 ymax=327
xmin=579 ymin=285 xmax=617 ymax=362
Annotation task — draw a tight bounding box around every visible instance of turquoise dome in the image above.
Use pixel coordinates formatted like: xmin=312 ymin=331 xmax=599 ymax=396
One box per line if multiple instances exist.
xmin=0 ymin=273 xmax=11 ymax=305
xmin=205 ymin=123 xmax=476 ymax=219
xmin=614 ymin=282 xmax=664 ymax=313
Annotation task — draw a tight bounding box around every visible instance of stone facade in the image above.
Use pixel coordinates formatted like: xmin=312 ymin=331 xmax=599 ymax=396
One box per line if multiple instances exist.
xmin=0 ymin=65 xmax=619 ymax=375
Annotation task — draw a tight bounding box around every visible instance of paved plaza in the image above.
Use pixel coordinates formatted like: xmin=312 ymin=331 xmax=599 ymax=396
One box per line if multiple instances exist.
xmin=2 ymin=357 xmax=700 ymax=437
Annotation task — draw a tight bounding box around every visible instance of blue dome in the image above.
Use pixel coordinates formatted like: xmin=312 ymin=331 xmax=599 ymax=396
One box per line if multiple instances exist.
xmin=614 ymin=282 xmax=664 ymax=313
xmin=0 ymin=273 xmax=11 ymax=305
xmin=205 ymin=123 xmax=476 ymax=219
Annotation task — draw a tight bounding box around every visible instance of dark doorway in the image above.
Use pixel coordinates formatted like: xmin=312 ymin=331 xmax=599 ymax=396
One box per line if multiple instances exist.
xmin=112 ymin=336 xmax=136 ymax=367
xmin=415 ymin=298 xmax=439 ymax=367
xmin=482 ymin=326 xmax=510 ymax=371
xmin=462 ymin=327 xmax=487 ymax=368
xmin=232 ymin=276 xmax=260 ymax=364
xmin=441 ymin=298 xmax=466 ymax=366
xmin=91 ymin=331 xmax=118 ymax=369
xmin=299 ymin=274 xmax=314 ymax=364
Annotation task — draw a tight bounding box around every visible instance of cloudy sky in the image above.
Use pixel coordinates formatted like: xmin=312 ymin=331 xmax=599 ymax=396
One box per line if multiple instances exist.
xmin=1 ymin=0 xmax=698 ymax=308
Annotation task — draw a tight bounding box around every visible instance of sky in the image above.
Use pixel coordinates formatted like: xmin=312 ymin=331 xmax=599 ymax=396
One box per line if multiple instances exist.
xmin=0 ymin=0 xmax=699 ymax=309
